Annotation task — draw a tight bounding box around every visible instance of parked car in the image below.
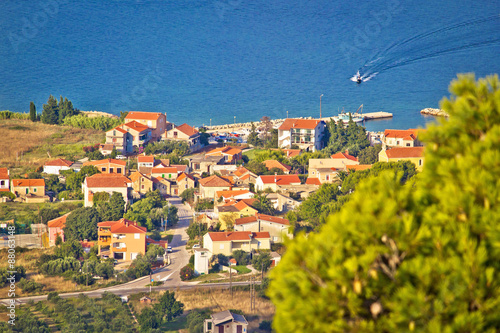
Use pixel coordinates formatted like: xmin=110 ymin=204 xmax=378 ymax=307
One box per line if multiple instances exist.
xmin=192 ymin=244 xmax=200 ymax=249
xmin=116 ymin=155 xmax=126 ymax=160
xmin=167 ymin=246 xmax=173 ymax=253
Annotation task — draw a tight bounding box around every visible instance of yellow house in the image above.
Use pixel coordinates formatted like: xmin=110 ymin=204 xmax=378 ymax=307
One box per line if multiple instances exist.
xmin=125 ymin=111 xmax=167 ymax=141
xmin=203 ymin=231 xmax=271 ymax=256
xmin=83 ymin=158 xmax=127 ymax=175
xmin=216 ymin=199 xmax=258 ymax=230
xmin=379 ymin=147 xmax=425 ymax=171
xmin=97 ymin=218 xmax=147 ymax=261
xmin=11 ymin=179 xmax=48 ymax=202
xmin=198 ymin=175 xmax=232 ymax=199
xmin=129 ymin=171 xmax=153 ymax=195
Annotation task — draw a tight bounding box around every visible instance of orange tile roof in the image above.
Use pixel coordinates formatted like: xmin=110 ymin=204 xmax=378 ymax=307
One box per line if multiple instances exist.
xmin=85 ymin=173 xmax=130 ymax=188
xmin=216 ymin=190 xmax=252 ymax=198
xmin=257 ymin=213 xmax=289 ymax=225
xmin=199 ymin=175 xmax=232 ymax=187
xmin=233 ymin=200 xmax=258 ymax=212
xmin=331 ymin=151 xmax=358 ymax=162
xmin=278 ymin=118 xmax=322 ymax=130
xmin=206 ymin=146 xmax=242 ymax=156
xmin=137 ymin=156 xmax=155 ymax=163
xmin=83 ymin=158 xmax=126 ymax=167
xmin=12 ymin=179 xmax=45 ymax=187
xmin=385 ymin=147 xmax=424 ymax=159
xmin=240 ymin=174 xmax=252 ymax=181
xmin=258 ymin=175 xmax=301 ymax=185
xmin=124 ymin=120 xmax=150 ymax=132
xmin=177 ymin=172 xmax=195 ymax=182
xmin=0 ymin=168 xmax=9 ymax=179
xmin=129 ymin=171 xmax=151 ymax=182
xmin=100 ymin=144 xmax=115 ymax=151
xmin=47 ymin=213 xmax=70 ymax=228
xmin=282 ymin=149 xmax=301 ymax=157
xmin=346 ymin=164 xmax=372 ymax=171
xmin=98 ymin=218 xmax=147 ymax=233
xmin=384 ymin=129 xmax=423 ymax=140
xmin=152 ymin=167 xmax=178 ymax=174
xmin=108 ymin=126 xmax=127 ymax=134
xmin=234 ymin=215 xmax=257 ymax=225
xmin=305 ymin=177 xmax=322 ymax=185
xmin=263 ymin=160 xmax=292 ymax=172
xmin=208 ymin=231 xmax=270 ymax=242
xmin=80 ymin=240 xmax=95 ymax=248
xmin=174 ymin=123 xmax=198 ymax=137
xmin=170 ymin=165 xmax=189 ymax=172
xmin=234 ymin=167 xmax=249 ymax=177
xmin=125 ymin=111 xmax=163 ymax=121
xmin=44 ymin=158 xmax=73 ymax=167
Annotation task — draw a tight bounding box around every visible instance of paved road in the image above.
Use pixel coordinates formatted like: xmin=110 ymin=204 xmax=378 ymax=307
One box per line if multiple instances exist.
xmin=0 ymin=197 xmax=201 ymax=306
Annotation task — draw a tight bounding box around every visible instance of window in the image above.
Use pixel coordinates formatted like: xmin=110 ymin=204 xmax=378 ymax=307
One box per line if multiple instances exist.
xmin=326 ymin=175 xmax=329 ymax=181
xmin=101 ymin=167 xmax=106 ymax=172
xmin=110 ymin=168 xmax=114 ymax=173
xmin=117 ymin=168 xmax=122 ymax=174
xmin=0 ymin=180 xmax=3 ymax=185
xmin=406 ymin=143 xmax=411 ymax=147
xmin=169 ymin=174 xmax=172 ymax=178
xmin=141 ymin=185 xmax=144 ymax=189
xmin=419 ymin=159 xmax=422 ymax=166
xmin=113 ymin=130 xmax=116 ymax=136
xmin=134 ymin=233 xmax=140 ymax=239
xmin=33 ymin=188 xmax=37 ymax=192
xmin=311 ymin=171 xmax=315 ymax=175
xmin=207 ymin=322 xmax=212 ymax=330
xmin=112 ymin=138 xmax=117 ymax=143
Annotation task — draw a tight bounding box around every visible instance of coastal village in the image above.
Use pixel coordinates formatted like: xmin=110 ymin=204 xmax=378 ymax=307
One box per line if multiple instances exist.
xmin=0 ymin=105 xmax=429 ymax=331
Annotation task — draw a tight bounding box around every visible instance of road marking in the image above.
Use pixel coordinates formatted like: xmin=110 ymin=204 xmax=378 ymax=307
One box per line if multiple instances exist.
xmin=160 ymin=272 xmax=175 ymax=281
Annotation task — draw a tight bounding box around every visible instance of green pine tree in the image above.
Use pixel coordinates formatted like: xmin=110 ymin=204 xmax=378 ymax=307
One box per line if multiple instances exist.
xmin=29 ymin=101 xmax=37 ymax=122
xmin=41 ymin=95 xmax=59 ymax=124
xmin=268 ymin=74 xmax=500 ymax=332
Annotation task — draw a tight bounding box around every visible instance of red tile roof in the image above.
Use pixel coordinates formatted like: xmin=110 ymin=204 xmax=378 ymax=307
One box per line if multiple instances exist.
xmin=151 ymin=167 xmax=178 ymax=174
xmin=234 ymin=215 xmax=257 ymax=225
xmin=282 ymin=149 xmax=301 ymax=158
xmin=44 ymin=158 xmax=73 ymax=167
xmin=206 ymin=146 xmax=242 ymax=157
xmin=0 ymin=168 xmax=9 ymax=179
xmin=331 ymin=151 xmax=358 ymax=162
xmin=47 ymin=213 xmax=70 ymax=228
xmin=12 ymin=179 xmax=45 ymax=187
xmin=207 ymin=231 xmax=270 ymax=242
xmin=85 ymin=173 xmax=130 ymax=188
xmin=216 ymin=190 xmax=252 ymax=198
xmin=258 ymin=174 xmax=301 ymax=185
xmin=305 ymin=177 xmax=322 ymax=185
xmin=174 ymin=123 xmax=198 ymax=137
xmin=125 ymin=111 xmax=164 ymax=121
xmin=98 ymin=218 xmax=147 ymax=233
xmin=124 ymin=120 xmax=150 ymax=132
xmin=278 ymin=118 xmax=322 ymax=130
xmin=235 ymin=213 xmax=289 ymax=226
xmin=384 ymin=129 xmax=423 ymax=140
xmin=177 ymin=172 xmax=195 ymax=182
xmin=263 ymin=160 xmax=292 ymax=172
xmin=83 ymin=158 xmax=126 ymax=167
xmin=129 ymin=171 xmax=150 ymax=182
xmin=346 ymin=164 xmax=372 ymax=171
xmin=170 ymin=165 xmax=189 ymax=172
xmin=110 ymin=126 xmax=128 ymax=134
xmin=137 ymin=155 xmax=155 ymax=163
xmin=233 ymin=199 xmax=258 ymax=212
xmin=234 ymin=166 xmax=250 ymax=177
xmin=199 ymin=175 xmax=232 ymax=187
xmin=385 ymin=147 xmax=424 ymax=159
xmin=80 ymin=240 xmax=95 ymax=248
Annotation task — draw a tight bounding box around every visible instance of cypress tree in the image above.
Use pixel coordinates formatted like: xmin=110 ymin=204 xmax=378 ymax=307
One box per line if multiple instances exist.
xmin=29 ymin=101 xmax=37 ymax=122
xmin=41 ymin=95 xmax=59 ymax=124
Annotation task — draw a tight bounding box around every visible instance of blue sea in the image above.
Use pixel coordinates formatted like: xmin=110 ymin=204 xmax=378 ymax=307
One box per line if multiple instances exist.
xmin=1 ymin=0 xmax=499 ymax=132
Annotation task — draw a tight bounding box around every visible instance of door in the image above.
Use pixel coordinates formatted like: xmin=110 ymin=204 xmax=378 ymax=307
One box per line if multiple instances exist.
xmin=218 ymin=326 xmax=224 ymax=333
xmin=237 ymin=325 xmax=243 ymax=333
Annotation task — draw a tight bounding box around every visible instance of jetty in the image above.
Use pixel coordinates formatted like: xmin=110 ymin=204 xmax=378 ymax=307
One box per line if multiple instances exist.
xmin=363 ymin=111 xmax=393 ymax=120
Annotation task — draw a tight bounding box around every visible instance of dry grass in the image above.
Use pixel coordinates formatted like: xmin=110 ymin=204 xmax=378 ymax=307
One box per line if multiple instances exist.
xmin=131 ymin=288 xmax=275 ymax=332
xmin=0 ymin=119 xmax=104 ymax=172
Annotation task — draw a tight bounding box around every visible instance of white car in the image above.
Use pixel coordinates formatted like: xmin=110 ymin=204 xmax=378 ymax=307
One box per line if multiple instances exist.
xmin=116 ymin=155 xmax=126 ymax=160
xmin=192 ymin=244 xmax=200 ymax=249
xmin=167 ymin=246 xmax=173 ymax=253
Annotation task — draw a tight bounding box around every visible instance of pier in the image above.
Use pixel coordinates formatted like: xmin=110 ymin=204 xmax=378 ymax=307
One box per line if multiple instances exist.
xmin=362 ymin=112 xmax=393 ymax=120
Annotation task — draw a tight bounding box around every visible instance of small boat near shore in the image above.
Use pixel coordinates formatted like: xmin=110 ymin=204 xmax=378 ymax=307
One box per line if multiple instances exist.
xmin=333 ymin=105 xmax=365 ymax=123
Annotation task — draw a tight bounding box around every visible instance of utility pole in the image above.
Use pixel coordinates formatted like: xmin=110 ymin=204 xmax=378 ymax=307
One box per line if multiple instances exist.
xmin=86 ymin=261 xmax=88 ymax=287
xmin=230 ymin=265 xmax=233 ymax=300
xmin=149 ymin=272 xmax=152 ymax=293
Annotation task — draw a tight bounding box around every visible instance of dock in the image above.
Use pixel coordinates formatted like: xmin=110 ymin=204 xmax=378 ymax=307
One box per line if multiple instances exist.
xmin=363 ymin=112 xmax=393 ymax=120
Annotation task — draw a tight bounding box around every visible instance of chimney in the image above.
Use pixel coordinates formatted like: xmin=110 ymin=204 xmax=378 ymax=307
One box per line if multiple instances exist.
xmin=274 ymin=172 xmax=277 ymax=183
xmin=345 ymin=149 xmax=349 ymax=155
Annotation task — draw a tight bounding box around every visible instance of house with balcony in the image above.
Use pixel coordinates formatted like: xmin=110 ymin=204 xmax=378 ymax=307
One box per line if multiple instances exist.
xmin=278 ymin=118 xmax=326 ymax=152
xmin=43 ymin=158 xmax=74 ymax=175
xmin=163 ymin=123 xmax=202 ymax=152
xmin=234 ymin=213 xmax=292 ymax=243
xmin=82 ymin=173 xmax=131 ymax=207
xmin=104 ymin=126 xmax=134 ymax=154
xmin=125 ymin=111 xmax=168 ymax=141
xmin=203 ymin=231 xmax=271 ymax=256
xmin=97 ymin=218 xmax=147 ymax=261
xmin=117 ymin=121 xmax=152 ymax=147
xmin=83 ymin=158 xmax=127 ymax=175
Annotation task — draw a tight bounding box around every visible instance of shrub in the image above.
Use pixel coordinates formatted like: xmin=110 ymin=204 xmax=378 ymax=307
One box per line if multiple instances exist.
xmin=180 ymin=265 xmax=194 ymax=281
xmin=18 ymin=278 xmax=44 ymax=293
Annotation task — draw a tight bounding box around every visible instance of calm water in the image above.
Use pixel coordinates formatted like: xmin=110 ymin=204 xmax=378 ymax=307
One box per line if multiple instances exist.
xmin=0 ymin=0 xmax=499 ymax=132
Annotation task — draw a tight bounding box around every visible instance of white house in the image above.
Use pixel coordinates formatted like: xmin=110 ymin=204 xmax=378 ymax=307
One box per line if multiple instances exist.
xmin=43 ymin=158 xmax=74 ymax=175
xmin=82 ymin=173 xmax=131 ymax=207
xmin=255 ymin=174 xmax=301 ymax=192
xmin=234 ymin=213 xmax=292 ymax=243
xmin=194 ymin=248 xmax=210 ymax=275
xmin=0 ymin=168 xmax=10 ymax=193
xmin=278 ymin=118 xmax=326 ymax=152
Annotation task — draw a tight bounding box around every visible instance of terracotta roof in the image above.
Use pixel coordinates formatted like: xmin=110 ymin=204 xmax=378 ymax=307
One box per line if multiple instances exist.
xmin=305 ymin=177 xmax=322 ymax=185
xmin=234 ymin=215 xmax=257 ymax=225
xmin=384 ymin=129 xmax=422 ymax=140
xmin=47 ymin=213 xmax=70 ymax=228
xmin=385 ymin=147 xmax=424 ymax=159
xmin=216 ymin=189 xmax=252 ymax=198
xmin=346 ymin=164 xmax=372 ymax=171
xmin=80 ymin=240 xmax=95 ymax=248
xmin=129 ymin=171 xmax=150 ymax=182
xmin=234 ymin=167 xmax=250 ymax=177
xmin=257 ymin=213 xmax=289 ymax=225
xmin=331 ymin=151 xmax=358 ymax=162
xmin=208 ymin=231 xmax=270 ymax=242
xmin=233 ymin=200 xmax=257 ymax=212
xmin=85 ymin=173 xmax=130 ymax=188
xmin=0 ymin=189 xmax=10 ymax=192
xmin=125 ymin=111 xmax=163 ymax=121
xmin=198 ymin=175 xmax=231 ymax=187
xmin=206 ymin=146 xmax=242 ymax=156
xmin=44 ymin=158 xmax=73 ymax=167
xmin=98 ymin=218 xmax=147 ymax=233
xmin=83 ymin=158 xmax=126 ymax=167
xmin=258 ymin=175 xmax=301 ymax=185
xmin=137 ymin=155 xmax=155 ymax=163
xmin=170 ymin=165 xmax=189 ymax=172
xmin=12 ymin=179 xmax=45 ymax=187
xmin=151 ymin=167 xmax=178 ymax=174
xmin=100 ymin=144 xmax=115 ymax=151
xmin=109 ymin=126 xmax=127 ymax=134
xmin=240 ymin=174 xmax=252 ymax=181
xmin=177 ymin=172 xmax=195 ymax=182
xmin=0 ymin=168 xmax=9 ymax=179
xmin=263 ymin=160 xmax=292 ymax=172
xmin=282 ymin=149 xmax=301 ymax=158
xmin=174 ymin=123 xmax=198 ymax=137
xmin=278 ymin=118 xmax=322 ymax=130
xmin=124 ymin=120 xmax=150 ymax=132
xmin=159 ymin=159 xmax=170 ymax=166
